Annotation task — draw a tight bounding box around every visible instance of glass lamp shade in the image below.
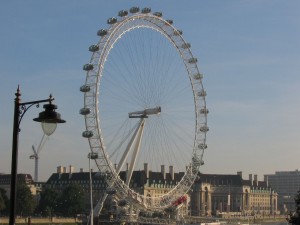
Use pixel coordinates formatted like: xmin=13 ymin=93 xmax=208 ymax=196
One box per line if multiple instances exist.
xmin=42 ymin=122 xmax=57 ymax=136
xmin=33 ymin=102 xmax=66 ymax=136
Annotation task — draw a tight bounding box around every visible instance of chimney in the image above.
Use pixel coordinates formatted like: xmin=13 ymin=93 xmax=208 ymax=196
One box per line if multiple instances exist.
xmin=69 ymin=165 xmax=74 ymax=173
xmin=237 ymin=171 xmax=242 ymax=178
xmin=80 ymin=168 xmax=84 ymax=173
xmin=63 ymin=167 xmax=67 ymax=173
xmin=144 ymin=163 xmax=149 ymax=179
xmin=169 ymin=165 xmax=174 ymax=180
xmin=264 ymin=175 xmax=269 ymax=187
xmin=249 ymin=174 xmax=253 ymax=185
xmin=69 ymin=165 xmax=74 ymax=179
xmin=254 ymin=174 xmax=258 ymax=186
xmin=161 ymin=165 xmax=166 ymax=180
xmin=57 ymin=166 xmax=63 ymax=174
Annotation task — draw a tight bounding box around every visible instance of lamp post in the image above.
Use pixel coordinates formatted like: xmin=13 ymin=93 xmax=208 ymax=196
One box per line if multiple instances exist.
xmin=9 ymin=86 xmax=65 ymax=225
xmin=88 ymin=152 xmax=98 ymax=225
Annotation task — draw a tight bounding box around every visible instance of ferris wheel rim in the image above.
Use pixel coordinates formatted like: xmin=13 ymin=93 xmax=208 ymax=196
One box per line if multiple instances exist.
xmin=81 ymin=7 xmax=208 ymax=212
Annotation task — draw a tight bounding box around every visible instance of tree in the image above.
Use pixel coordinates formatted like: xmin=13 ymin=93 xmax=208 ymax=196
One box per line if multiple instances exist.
xmin=0 ymin=187 xmax=9 ymax=215
xmin=287 ymin=190 xmax=300 ymax=225
xmin=57 ymin=184 xmax=85 ymax=217
xmin=37 ymin=188 xmax=59 ymax=217
xmin=16 ymin=183 xmax=36 ymax=217
xmin=0 ymin=192 xmax=5 ymax=212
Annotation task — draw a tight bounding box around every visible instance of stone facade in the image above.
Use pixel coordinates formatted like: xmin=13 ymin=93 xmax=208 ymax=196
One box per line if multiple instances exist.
xmin=191 ymin=172 xmax=278 ymax=217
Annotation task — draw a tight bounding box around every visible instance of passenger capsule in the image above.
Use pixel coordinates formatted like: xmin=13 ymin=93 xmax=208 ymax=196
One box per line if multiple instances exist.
xmin=82 ymin=131 xmax=93 ymax=138
xmin=200 ymin=108 xmax=209 ymax=114
xmin=79 ymin=108 xmax=91 ymax=115
xmin=173 ymin=30 xmax=183 ymax=36
xmin=130 ymin=6 xmax=140 ymax=13
xmin=141 ymin=7 xmax=151 ymax=14
xmin=181 ymin=43 xmax=191 ymax=49
xmin=193 ymin=73 xmax=203 ymax=80
xmin=118 ymin=10 xmax=128 ymax=17
xmin=107 ymin=17 xmax=117 ymax=25
xmin=188 ymin=58 xmax=198 ymax=64
xmin=198 ymin=143 xmax=207 ymax=149
xmin=165 ymin=19 xmax=173 ymax=25
xmin=97 ymin=29 xmax=108 ymax=36
xmin=89 ymin=152 xmax=99 ymax=159
xmin=89 ymin=44 xmax=99 ymax=52
xmin=118 ymin=199 xmax=129 ymax=207
xmin=153 ymin=12 xmax=162 ymax=17
xmin=80 ymin=85 xmax=91 ymax=92
xmin=197 ymin=90 xmax=206 ymax=97
xmin=192 ymin=156 xmax=201 ymax=166
xmin=199 ymin=126 xmax=209 ymax=132
xmin=83 ymin=63 xmax=94 ymax=71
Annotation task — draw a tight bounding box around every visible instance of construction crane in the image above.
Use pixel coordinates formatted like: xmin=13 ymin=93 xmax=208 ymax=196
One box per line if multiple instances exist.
xmin=30 ymin=134 xmax=48 ymax=182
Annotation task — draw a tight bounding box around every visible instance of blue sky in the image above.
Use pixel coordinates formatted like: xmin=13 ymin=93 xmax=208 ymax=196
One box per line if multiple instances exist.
xmin=0 ymin=1 xmax=299 ymax=182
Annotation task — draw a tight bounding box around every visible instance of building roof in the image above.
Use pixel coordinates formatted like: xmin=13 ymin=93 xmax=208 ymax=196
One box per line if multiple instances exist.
xmin=46 ymin=170 xmax=184 ymax=188
xmin=197 ymin=174 xmax=244 ymax=186
xmin=196 ymin=173 xmax=268 ymax=188
xmin=0 ymin=174 xmax=33 ymax=185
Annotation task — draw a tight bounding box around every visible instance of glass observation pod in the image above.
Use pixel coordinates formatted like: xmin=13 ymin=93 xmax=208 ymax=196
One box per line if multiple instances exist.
xmin=199 ymin=126 xmax=209 ymax=132
xmin=198 ymin=143 xmax=207 ymax=149
xmin=153 ymin=12 xmax=162 ymax=17
xmin=174 ymin=30 xmax=183 ymax=36
xmin=107 ymin=17 xmax=117 ymax=25
xmin=89 ymin=44 xmax=99 ymax=52
xmin=118 ymin=10 xmax=128 ymax=17
xmin=165 ymin=19 xmax=173 ymax=25
xmin=118 ymin=199 xmax=129 ymax=207
xmin=197 ymin=90 xmax=206 ymax=97
xmin=82 ymin=130 xmax=93 ymax=138
xmin=181 ymin=43 xmax=191 ymax=49
xmin=83 ymin=63 xmax=94 ymax=71
xmin=97 ymin=29 xmax=108 ymax=37
xmin=141 ymin=7 xmax=151 ymax=14
xmin=130 ymin=6 xmax=139 ymax=13
xmin=194 ymin=73 xmax=203 ymax=80
xmin=89 ymin=152 xmax=99 ymax=159
xmin=80 ymin=85 xmax=90 ymax=92
xmin=79 ymin=108 xmax=91 ymax=115
xmin=188 ymin=58 xmax=198 ymax=64
xmin=200 ymin=108 xmax=209 ymax=114
xmin=192 ymin=156 xmax=203 ymax=166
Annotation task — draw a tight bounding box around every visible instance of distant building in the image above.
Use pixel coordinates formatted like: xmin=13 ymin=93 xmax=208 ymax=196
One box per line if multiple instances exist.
xmin=45 ymin=164 xmax=188 ymax=215
xmin=45 ymin=166 xmax=279 ymax=218
xmin=46 ymin=165 xmax=108 ymax=211
xmin=191 ymin=172 xmax=278 ymax=217
xmin=264 ymin=170 xmax=300 ymax=213
xmin=0 ymin=173 xmax=38 ymax=197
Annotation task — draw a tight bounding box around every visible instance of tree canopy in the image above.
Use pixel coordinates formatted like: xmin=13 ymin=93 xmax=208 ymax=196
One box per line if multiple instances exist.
xmin=16 ymin=183 xmax=36 ymax=217
xmin=287 ymin=190 xmax=300 ymax=225
xmin=57 ymin=184 xmax=85 ymax=217
xmin=0 ymin=187 xmax=9 ymax=215
xmin=37 ymin=187 xmax=59 ymax=216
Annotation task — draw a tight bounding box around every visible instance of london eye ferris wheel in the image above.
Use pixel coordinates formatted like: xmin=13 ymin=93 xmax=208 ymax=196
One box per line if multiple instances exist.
xmin=80 ymin=6 xmax=208 ymax=214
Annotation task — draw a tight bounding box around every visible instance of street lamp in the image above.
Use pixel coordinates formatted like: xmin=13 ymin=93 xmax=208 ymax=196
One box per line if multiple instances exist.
xmin=88 ymin=152 xmax=98 ymax=225
xmin=9 ymin=86 xmax=66 ymax=225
